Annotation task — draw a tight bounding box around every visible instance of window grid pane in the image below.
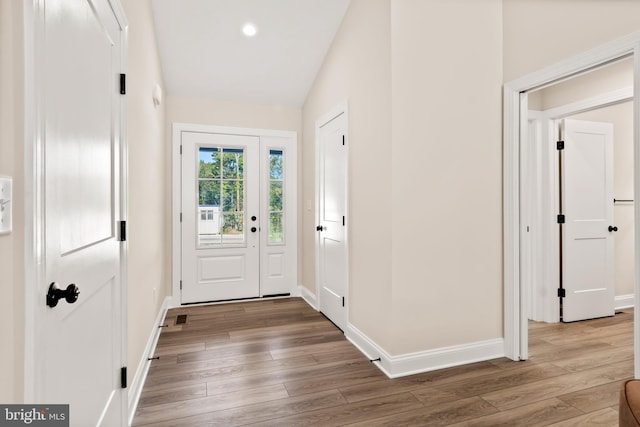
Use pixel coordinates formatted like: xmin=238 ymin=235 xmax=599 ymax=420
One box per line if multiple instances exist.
xmin=198 ymin=147 xmax=246 ymax=247
xmin=268 ymin=149 xmax=285 ymax=245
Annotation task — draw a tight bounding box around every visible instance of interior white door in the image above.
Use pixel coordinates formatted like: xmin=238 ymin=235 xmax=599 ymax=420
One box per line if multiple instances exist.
xmin=317 ymin=112 xmax=348 ymax=331
xmin=561 ymin=119 xmax=615 ymax=322
xmin=39 ymin=0 xmax=125 ymax=425
xmin=181 ymin=132 xmax=260 ymax=303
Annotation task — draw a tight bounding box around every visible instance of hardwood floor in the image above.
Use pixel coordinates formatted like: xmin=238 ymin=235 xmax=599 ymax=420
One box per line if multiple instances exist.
xmin=132 ymin=298 xmax=632 ymax=426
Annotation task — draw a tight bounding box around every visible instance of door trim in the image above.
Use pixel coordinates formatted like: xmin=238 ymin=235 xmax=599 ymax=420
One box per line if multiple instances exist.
xmin=23 ymin=0 xmax=129 ymax=411
xmin=171 ymin=123 xmax=298 ymax=306
xmin=504 ymin=31 xmax=640 ymax=377
xmin=314 ymin=101 xmax=349 ymax=325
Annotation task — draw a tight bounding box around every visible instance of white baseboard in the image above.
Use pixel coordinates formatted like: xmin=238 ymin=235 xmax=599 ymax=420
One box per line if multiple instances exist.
xmin=616 ymin=294 xmax=635 ymax=310
xmin=128 ymin=296 xmax=171 ymax=426
xmin=299 ymin=285 xmax=318 ymax=310
xmin=347 ymin=324 xmax=504 ymax=379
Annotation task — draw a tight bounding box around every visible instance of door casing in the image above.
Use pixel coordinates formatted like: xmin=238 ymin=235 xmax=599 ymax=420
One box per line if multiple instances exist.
xmin=504 ymin=32 xmax=640 ymax=378
xmin=172 ymin=123 xmax=298 ymax=306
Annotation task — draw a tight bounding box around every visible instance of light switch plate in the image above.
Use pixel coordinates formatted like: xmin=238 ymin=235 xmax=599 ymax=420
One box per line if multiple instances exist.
xmin=0 ymin=176 xmax=12 ymax=235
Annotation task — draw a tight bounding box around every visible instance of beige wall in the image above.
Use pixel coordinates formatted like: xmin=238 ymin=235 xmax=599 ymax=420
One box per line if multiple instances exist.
xmin=531 ymin=58 xmax=633 ymax=111
xmin=302 ymin=0 xmax=393 ymax=349
xmin=167 ymin=96 xmax=301 ymax=132
xmin=0 ymin=0 xmax=24 ymax=403
xmin=302 ymin=0 xmax=502 ymax=355
xmin=120 ymin=0 xmax=168 ymax=386
xmin=389 ymin=0 xmax=503 ymax=354
xmin=503 ymin=0 xmax=640 ymax=82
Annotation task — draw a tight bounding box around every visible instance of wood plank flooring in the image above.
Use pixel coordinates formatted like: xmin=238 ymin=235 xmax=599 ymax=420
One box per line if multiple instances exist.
xmin=132 ymin=298 xmax=632 ymax=426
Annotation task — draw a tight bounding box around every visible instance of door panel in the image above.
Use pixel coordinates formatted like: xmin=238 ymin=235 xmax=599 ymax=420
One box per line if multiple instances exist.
xmin=317 ymin=112 xmax=348 ymax=331
xmin=182 ymin=132 xmax=260 ymax=303
xmin=40 ymin=0 xmax=125 ymax=424
xmin=562 ymin=119 xmax=614 ymax=322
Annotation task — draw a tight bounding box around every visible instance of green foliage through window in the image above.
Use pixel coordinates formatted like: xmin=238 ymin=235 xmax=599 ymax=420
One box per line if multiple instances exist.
xmin=269 ymin=150 xmax=284 ymax=244
xmin=198 ymin=147 xmax=245 ymax=246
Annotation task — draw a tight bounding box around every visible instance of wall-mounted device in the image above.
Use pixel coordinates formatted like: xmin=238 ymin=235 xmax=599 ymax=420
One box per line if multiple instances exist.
xmin=0 ymin=176 xmax=12 ymax=235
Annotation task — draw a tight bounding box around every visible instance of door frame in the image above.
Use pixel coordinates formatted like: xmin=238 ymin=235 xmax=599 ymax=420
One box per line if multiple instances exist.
xmin=22 ymin=0 xmax=129 ymax=411
xmin=526 ymin=87 xmax=634 ymax=324
xmin=314 ymin=101 xmax=349 ymax=324
xmin=504 ymin=31 xmax=640 ymax=376
xmin=171 ymin=123 xmax=298 ymax=306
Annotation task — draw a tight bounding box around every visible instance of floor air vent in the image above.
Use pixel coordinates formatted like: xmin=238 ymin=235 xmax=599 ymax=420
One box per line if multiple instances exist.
xmin=176 ymin=314 xmax=188 ymax=325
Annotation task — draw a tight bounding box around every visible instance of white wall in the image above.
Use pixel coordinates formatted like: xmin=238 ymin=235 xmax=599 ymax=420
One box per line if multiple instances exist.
xmin=0 ymin=0 xmax=24 ymax=403
xmin=120 ymin=0 xmax=168 ymax=387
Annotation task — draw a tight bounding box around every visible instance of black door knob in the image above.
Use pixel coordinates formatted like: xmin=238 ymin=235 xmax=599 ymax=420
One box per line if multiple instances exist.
xmin=46 ymin=282 xmax=80 ymax=308
xmin=251 ymin=227 xmax=257 ymax=232
xmin=608 ymin=225 xmax=618 ymax=232
xmin=316 ymin=225 xmax=324 ymax=231
xmin=251 ymin=216 xmax=257 ymax=221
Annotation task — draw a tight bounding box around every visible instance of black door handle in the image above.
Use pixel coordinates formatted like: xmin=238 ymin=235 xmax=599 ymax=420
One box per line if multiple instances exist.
xmin=608 ymin=226 xmax=618 ymax=232
xmin=316 ymin=225 xmax=325 ymax=231
xmin=46 ymin=282 xmax=80 ymax=308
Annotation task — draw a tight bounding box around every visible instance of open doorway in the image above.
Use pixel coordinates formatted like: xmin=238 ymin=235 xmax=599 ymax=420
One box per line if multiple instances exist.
xmin=503 ymin=33 xmax=640 ymax=378
xmin=523 ymin=57 xmax=634 ymax=325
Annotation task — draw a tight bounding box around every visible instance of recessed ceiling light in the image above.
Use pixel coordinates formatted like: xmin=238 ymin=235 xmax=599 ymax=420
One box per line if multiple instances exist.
xmin=242 ymin=23 xmax=257 ymax=37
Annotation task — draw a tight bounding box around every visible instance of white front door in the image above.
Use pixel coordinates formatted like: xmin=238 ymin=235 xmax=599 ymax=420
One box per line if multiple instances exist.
xmin=181 ymin=132 xmax=260 ymax=303
xmin=316 ymin=110 xmax=348 ymax=331
xmin=37 ymin=0 xmax=126 ymax=425
xmin=561 ymin=119 xmax=615 ymax=322
xmin=177 ymin=127 xmax=298 ymax=304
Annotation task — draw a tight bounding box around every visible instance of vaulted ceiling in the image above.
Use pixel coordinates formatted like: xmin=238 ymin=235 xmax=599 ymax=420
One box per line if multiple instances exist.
xmin=151 ymin=0 xmax=350 ymax=106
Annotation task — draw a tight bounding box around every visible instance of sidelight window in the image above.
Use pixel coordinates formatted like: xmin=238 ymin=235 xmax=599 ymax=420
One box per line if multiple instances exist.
xmin=268 ymin=149 xmax=284 ymax=244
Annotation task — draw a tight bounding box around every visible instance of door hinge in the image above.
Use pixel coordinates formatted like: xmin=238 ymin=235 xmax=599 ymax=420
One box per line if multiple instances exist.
xmin=180 ymin=280 xmax=182 ymax=290
xmin=557 ymin=288 xmax=566 ymax=298
xmin=342 ymin=296 xmax=345 ymax=307
xmin=180 ymin=145 xmax=182 ymax=155
xmin=342 ymin=216 xmax=345 ymax=226
xmin=342 ymin=135 xmax=345 ymax=146
xmin=180 ymin=212 xmax=183 ymax=222
xmin=118 ymin=221 xmax=127 ymax=241
xmin=121 ymin=367 xmax=127 ymax=388
xmin=119 ymin=74 xmax=126 ymax=95
xmin=557 ymin=140 xmax=564 ymax=150
xmin=557 ymin=214 xmax=565 ymax=224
